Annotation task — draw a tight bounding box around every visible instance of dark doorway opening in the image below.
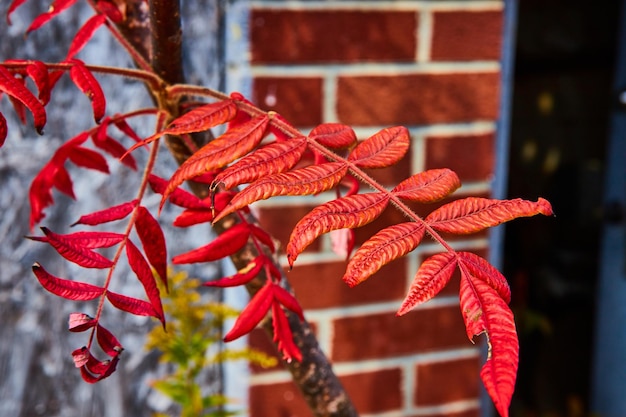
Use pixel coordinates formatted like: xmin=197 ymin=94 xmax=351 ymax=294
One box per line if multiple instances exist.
xmin=504 ymin=2 xmax=620 ymax=416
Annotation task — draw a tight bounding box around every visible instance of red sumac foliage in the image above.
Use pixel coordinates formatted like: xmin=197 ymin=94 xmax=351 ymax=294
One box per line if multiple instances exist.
xmin=0 ymin=2 xmax=553 ymax=416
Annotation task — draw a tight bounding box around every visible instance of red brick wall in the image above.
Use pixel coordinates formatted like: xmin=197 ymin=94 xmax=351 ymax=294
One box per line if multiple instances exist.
xmin=246 ymin=1 xmax=504 ymax=416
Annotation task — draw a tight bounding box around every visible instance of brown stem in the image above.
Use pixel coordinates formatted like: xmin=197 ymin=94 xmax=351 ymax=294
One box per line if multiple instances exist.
xmin=120 ymin=1 xmax=358 ymax=416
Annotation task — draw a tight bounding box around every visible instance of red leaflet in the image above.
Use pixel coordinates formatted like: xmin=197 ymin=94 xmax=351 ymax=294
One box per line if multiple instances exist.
xmin=125 ymin=240 xmax=165 ymax=325
xmin=33 ymin=227 xmax=115 ymax=269
xmin=29 ymin=228 xmax=124 ymax=248
xmin=347 ymin=126 xmax=410 ymax=168
xmin=92 ymin=122 xmax=137 ymax=169
xmin=426 ymin=197 xmax=554 ymax=235
xmin=396 ymin=252 xmax=458 ymax=316
xmin=66 ymin=14 xmax=107 ymax=60
xmin=52 ymin=165 xmax=75 ymax=198
xmin=308 ymin=123 xmax=357 ymax=148
xmin=94 ymin=0 xmax=123 ymax=23
xmin=344 ymin=222 xmax=426 ymax=288
xmin=112 ymin=117 xmax=143 ymax=143
xmin=213 ymin=136 xmax=308 ymax=190
xmin=73 ymin=347 xmax=119 ymax=383
xmin=224 ymin=279 xmax=274 ymax=342
xmin=72 ymin=199 xmax=137 ymax=226
xmin=162 ymin=100 xmax=238 ymax=136
xmin=249 ymin=224 xmax=275 ymax=253
xmin=392 ymin=169 xmax=461 ymax=203
xmin=271 ymin=302 xmax=302 ymax=362
xmin=7 ymin=0 xmax=28 ymax=24
xmin=286 ymin=193 xmax=390 ymax=266
xmin=32 ymin=263 xmax=104 ymax=301
xmin=134 ymin=206 xmax=168 ymax=290
xmin=0 ymin=112 xmax=6 ymax=148
xmin=203 ymin=256 xmax=265 ymax=287
xmin=106 ymin=290 xmax=159 ymax=318
xmin=26 ymin=0 xmax=80 ymax=33
xmin=163 ymin=115 xmax=270 ymax=209
xmin=25 ymin=61 xmax=51 ymax=104
xmin=272 ymin=284 xmax=304 ymax=320
xmin=172 ymin=222 xmax=251 ymax=264
xmin=149 ymin=174 xmax=208 ymax=210
xmin=458 ymin=252 xmax=511 ymax=304
xmin=69 ymin=59 xmax=106 ymax=123
xmin=67 ymin=146 xmax=109 ymax=173
xmin=68 ymin=312 xmax=97 ymax=332
xmin=96 ymin=324 xmax=123 ymax=357
xmin=459 ymin=274 xmax=518 ymax=417
xmin=213 ymin=162 xmax=349 ymax=223
xmin=0 ymin=65 xmax=46 ymax=133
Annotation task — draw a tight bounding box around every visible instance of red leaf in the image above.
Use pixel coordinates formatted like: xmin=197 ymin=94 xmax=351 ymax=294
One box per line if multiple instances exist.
xmin=7 ymin=0 xmax=28 ymax=24
xmin=214 ymin=136 xmax=308 ymax=190
xmin=68 ymin=312 xmax=97 ymax=332
xmin=69 ymin=59 xmax=105 ymax=123
xmin=52 ymin=165 xmax=75 ymax=198
xmin=96 ymin=324 xmax=123 ymax=357
xmin=0 ymin=112 xmax=6 ymax=148
xmin=25 ymin=60 xmax=51 ymax=104
xmin=172 ymin=222 xmax=251 ymax=264
xmin=29 ymin=163 xmax=56 ymax=228
xmin=203 ymin=256 xmax=265 ymax=287
xmin=459 ymin=274 xmax=518 ymax=417
xmin=106 ymin=291 xmax=158 ymax=318
xmin=426 ymin=197 xmax=554 ymax=235
xmin=223 ymin=279 xmax=274 ymax=342
xmin=213 ymin=162 xmax=349 ymax=223
xmin=112 ymin=117 xmax=143 ymax=143
xmin=94 ymin=0 xmax=123 ymax=23
xmin=344 ymin=222 xmax=426 ymax=288
xmin=0 ymin=65 xmax=46 ymax=133
xmin=66 ymin=14 xmax=107 ymax=60
xmin=173 ymin=208 xmax=214 ymax=227
xmin=32 ymin=263 xmax=104 ymax=301
xmin=26 ymin=0 xmax=80 ymax=32
xmin=272 ymin=285 xmax=304 ymax=320
xmin=29 ymin=229 xmax=124 ymax=248
xmin=397 ymin=252 xmax=457 ymax=316
xmin=249 ymin=224 xmax=275 ymax=253
xmin=308 ymin=123 xmax=357 ymax=148
xmin=92 ymin=124 xmax=137 ymax=169
xmin=68 ymin=146 xmax=109 ymax=173
xmin=163 ymin=100 xmax=238 ymax=136
xmin=149 ymin=174 xmax=208 ymax=210
xmin=392 ymin=169 xmax=461 ymax=203
xmin=458 ymin=252 xmax=511 ymax=304
xmin=348 ymin=126 xmax=410 ymax=168
xmin=134 ymin=206 xmax=168 ymax=290
xmin=271 ymin=301 xmax=302 ymax=362
xmin=37 ymin=227 xmax=114 ymax=268
xmin=286 ymin=193 xmax=390 ymax=266
xmin=125 ymin=240 xmax=165 ymax=324
xmin=162 ymin=115 xmax=270 ymax=209
xmin=72 ymin=199 xmax=137 ymax=226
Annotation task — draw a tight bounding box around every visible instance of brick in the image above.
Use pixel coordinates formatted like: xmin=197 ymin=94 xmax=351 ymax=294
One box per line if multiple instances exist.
xmin=415 ymin=357 xmax=480 ymax=405
xmin=258 ymin=204 xmax=320 ymax=253
xmin=337 ymin=72 xmax=500 ymax=126
xmin=253 ymin=77 xmax=323 ymax=127
xmin=289 ymin=259 xmax=407 ymax=310
xmin=425 ymin=133 xmax=495 ymax=182
xmin=250 ymin=381 xmax=310 ymax=417
xmin=332 ymin=307 xmax=470 ymax=361
xmin=431 ymin=11 xmax=503 ymax=61
xmin=341 ymin=368 xmax=403 ymax=413
xmin=251 ymin=10 xmax=417 ymax=64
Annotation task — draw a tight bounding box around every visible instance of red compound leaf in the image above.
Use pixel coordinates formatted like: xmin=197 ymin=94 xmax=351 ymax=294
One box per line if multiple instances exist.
xmin=213 ymin=162 xmax=349 ymax=223
xmin=348 ymin=126 xmax=410 ymax=169
xmin=426 ymin=197 xmax=554 ymax=235
xmin=172 ymin=222 xmax=251 ymax=264
xmin=308 ymin=123 xmax=357 ymax=148
xmin=125 ymin=240 xmax=165 ymax=325
xmin=68 ymin=59 xmax=105 ymax=123
xmin=392 ymin=168 xmax=461 ymax=203
xmin=287 ymin=193 xmax=390 ymax=266
xmin=71 ymin=199 xmax=138 ymax=226
xmin=0 ymin=65 xmax=46 ymax=133
xmin=134 ymin=206 xmax=168 ymax=290
xmin=213 ymin=136 xmax=308 ymax=190
xmin=66 ymin=13 xmax=107 ymax=60
xmin=162 ymin=114 xmax=270 ymax=209
xmin=106 ymin=290 xmax=159 ymax=318
xmin=396 ymin=252 xmax=458 ymax=316
xmin=68 ymin=312 xmax=97 ymax=332
xmin=343 ymin=222 xmax=426 ymax=288
xmin=32 ymin=263 xmax=104 ymax=301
